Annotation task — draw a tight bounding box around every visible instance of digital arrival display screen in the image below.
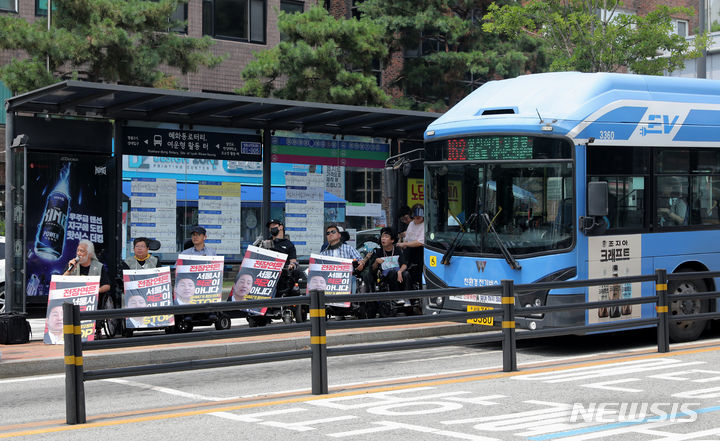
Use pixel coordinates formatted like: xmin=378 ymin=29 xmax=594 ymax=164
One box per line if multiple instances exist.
xmin=443 ymin=136 xmax=571 ymax=161
xmin=446 ymin=136 xmax=533 ymax=161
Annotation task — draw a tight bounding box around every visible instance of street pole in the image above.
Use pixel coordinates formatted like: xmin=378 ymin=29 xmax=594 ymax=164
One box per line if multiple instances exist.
xmin=46 ymin=0 xmax=51 ymax=73
xmin=698 ymin=0 xmax=707 ymax=79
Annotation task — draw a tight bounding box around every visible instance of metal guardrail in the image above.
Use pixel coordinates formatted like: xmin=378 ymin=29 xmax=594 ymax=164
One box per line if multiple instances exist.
xmin=62 ymin=268 xmax=720 ymax=425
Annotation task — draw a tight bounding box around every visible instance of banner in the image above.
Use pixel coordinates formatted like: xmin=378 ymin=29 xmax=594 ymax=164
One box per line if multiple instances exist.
xmin=26 ymin=153 xmax=113 ymax=301
xmin=44 ymin=275 xmax=99 ymax=345
xmin=231 ymin=245 xmax=287 ymax=316
xmin=307 ymin=254 xmax=353 ymax=308
xmin=122 ymin=267 xmax=174 ymax=329
xmin=173 ymin=255 xmax=225 ymax=305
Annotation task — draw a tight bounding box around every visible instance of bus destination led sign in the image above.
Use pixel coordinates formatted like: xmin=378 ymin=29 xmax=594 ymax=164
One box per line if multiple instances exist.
xmin=446 ymin=136 xmax=533 ymax=161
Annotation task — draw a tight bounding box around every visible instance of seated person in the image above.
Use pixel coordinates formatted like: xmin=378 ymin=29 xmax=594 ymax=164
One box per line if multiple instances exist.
xmin=370 ymin=227 xmax=411 ymax=292
xmin=658 ymin=178 xmax=688 ymax=226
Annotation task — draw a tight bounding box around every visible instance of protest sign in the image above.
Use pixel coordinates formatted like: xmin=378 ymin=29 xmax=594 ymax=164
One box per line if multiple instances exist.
xmin=122 ymin=267 xmax=174 ymax=329
xmin=173 ymin=255 xmax=225 ymax=305
xmin=232 ymin=245 xmax=287 ymax=315
xmin=307 ymin=254 xmax=353 ymax=307
xmin=44 ymin=275 xmax=99 ymax=345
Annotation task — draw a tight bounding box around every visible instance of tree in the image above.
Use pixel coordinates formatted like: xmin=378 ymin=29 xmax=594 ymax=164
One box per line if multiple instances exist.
xmin=483 ymin=0 xmax=709 ymax=75
xmin=0 ymin=0 xmax=223 ymax=94
xmin=357 ymin=0 xmax=549 ymax=111
xmin=240 ymin=6 xmax=390 ymax=106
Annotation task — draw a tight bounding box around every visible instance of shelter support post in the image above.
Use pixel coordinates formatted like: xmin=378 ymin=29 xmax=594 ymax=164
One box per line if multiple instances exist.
xmin=656 ymin=268 xmax=669 ymax=353
xmin=502 ymin=279 xmax=517 ymax=372
xmin=310 ymin=289 xmax=328 ymax=394
xmin=262 ymin=128 xmax=272 ymax=229
xmin=63 ymin=302 xmax=87 ymax=424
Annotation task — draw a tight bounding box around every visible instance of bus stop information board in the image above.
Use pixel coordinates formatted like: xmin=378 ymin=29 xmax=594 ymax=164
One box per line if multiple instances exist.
xmin=122 ymin=127 xmax=262 ymax=161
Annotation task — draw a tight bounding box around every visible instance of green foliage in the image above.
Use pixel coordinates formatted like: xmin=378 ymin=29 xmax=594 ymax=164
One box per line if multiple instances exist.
xmin=358 ymin=0 xmax=549 ymax=111
xmin=0 ymin=0 xmax=223 ymax=94
xmin=483 ymin=0 xmax=708 ymax=75
xmin=240 ymin=6 xmax=390 ymax=106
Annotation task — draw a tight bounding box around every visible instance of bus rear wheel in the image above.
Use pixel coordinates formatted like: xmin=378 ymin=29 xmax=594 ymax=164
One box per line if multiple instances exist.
xmin=668 ymin=275 xmax=709 ymax=342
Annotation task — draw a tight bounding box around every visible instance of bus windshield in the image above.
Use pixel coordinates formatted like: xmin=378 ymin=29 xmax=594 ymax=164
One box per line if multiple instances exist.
xmin=425 ymin=138 xmax=574 ymax=257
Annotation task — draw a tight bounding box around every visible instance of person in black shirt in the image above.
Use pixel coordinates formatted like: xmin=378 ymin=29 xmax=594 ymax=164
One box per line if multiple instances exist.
xmin=266 ymin=219 xmax=298 ymax=270
xmin=266 ymin=219 xmax=300 ymax=296
xmin=369 ymin=227 xmax=411 ymax=292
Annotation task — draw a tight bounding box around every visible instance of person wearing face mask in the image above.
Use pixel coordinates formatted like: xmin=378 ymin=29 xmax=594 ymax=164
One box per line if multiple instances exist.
xmin=265 ymin=219 xmax=298 ymax=271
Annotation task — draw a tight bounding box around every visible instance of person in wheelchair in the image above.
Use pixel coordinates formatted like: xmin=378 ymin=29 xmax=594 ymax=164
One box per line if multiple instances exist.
xmin=369 ymin=227 xmax=412 ymax=292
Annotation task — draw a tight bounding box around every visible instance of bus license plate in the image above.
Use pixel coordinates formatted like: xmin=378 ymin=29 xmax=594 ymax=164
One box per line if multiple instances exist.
xmin=467 ymin=305 xmax=493 ymax=326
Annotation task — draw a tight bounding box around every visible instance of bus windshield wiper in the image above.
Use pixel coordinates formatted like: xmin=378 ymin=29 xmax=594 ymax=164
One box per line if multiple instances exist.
xmin=480 ymin=213 xmax=521 ymax=270
xmin=441 ymin=213 xmax=477 ymax=265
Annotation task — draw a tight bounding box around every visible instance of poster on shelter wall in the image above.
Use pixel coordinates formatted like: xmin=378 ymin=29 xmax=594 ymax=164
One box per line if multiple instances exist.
xmin=130 ymin=177 xmax=176 ymax=254
xmin=122 ymin=267 xmax=174 ymax=329
xmin=284 ymin=171 xmax=325 ymax=256
xmin=231 ymin=245 xmax=287 ymax=316
xmin=25 ymin=153 xmax=113 ymax=303
xmin=588 ymin=234 xmax=642 ymax=324
xmin=44 ymin=275 xmax=99 ymax=345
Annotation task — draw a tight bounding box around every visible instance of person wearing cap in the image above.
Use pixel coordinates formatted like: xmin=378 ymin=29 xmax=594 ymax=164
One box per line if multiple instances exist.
xmin=320 ymin=224 xmax=362 ymax=262
xmin=183 ymin=226 xmax=216 ymax=256
xmin=398 ymin=204 xmax=425 ymax=286
xmin=266 ymin=219 xmax=298 ymax=271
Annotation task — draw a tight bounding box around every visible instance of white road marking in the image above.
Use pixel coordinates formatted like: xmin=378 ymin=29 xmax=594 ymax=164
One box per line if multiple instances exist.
xmin=514 ymin=359 xmax=705 ymax=383
xmin=581 ymin=378 xmax=643 ymax=393
xmin=102 ymin=378 xmax=237 ymax=401
xmin=649 ymin=369 xmax=720 ymax=383
xmin=328 ymin=421 xmax=498 ymax=440
xmin=211 ymin=408 xmax=307 ymax=422
xmin=260 ymin=415 xmax=357 ymax=431
xmin=672 ymin=386 xmax=720 ymax=399
xmin=395 ymin=351 xmax=501 ymax=364
xmin=0 ymin=374 xmax=63 ymax=384
xmin=308 ymin=389 xmax=471 ymax=410
xmin=443 ymin=401 xmax=572 ymax=425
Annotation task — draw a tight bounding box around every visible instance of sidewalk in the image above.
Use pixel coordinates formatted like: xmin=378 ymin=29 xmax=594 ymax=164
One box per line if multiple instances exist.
xmin=0 ymin=318 xmax=477 ymax=378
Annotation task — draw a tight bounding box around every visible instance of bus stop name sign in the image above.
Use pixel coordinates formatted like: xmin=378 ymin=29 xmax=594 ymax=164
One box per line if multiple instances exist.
xmin=122 ymin=127 xmax=262 ymax=161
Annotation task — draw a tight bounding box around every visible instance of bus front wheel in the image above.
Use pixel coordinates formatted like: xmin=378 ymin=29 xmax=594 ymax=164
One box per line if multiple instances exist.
xmin=668 ymin=275 xmax=709 ymax=342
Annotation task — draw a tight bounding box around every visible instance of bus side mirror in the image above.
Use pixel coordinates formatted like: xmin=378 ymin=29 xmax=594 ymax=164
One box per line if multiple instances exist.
xmin=580 ymin=181 xmax=608 ymax=235
xmin=587 ymin=181 xmax=608 ymax=217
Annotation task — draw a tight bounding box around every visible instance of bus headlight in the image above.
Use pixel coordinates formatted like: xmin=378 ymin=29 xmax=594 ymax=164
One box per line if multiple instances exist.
xmin=431 ymin=296 xmax=444 ymax=308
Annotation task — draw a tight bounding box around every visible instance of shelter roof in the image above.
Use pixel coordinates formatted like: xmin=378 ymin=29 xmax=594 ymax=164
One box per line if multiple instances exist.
xmin=7 ymin=81 xmax=439 ymax=139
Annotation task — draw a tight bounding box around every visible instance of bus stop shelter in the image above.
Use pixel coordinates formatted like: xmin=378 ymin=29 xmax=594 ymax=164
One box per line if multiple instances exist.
xmin=5 ymin=81 xmax=438 ymax=313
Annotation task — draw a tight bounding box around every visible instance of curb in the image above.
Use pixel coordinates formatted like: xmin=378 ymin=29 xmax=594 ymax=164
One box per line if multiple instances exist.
xmin=0 ymin=323 xmax=479 ymax=378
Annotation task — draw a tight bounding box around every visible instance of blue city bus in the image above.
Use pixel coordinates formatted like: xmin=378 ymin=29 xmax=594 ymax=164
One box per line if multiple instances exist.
xmin=422 ymin=72 xmax=720 ymax=342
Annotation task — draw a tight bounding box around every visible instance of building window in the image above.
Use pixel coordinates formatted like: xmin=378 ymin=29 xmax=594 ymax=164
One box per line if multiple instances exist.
xmin=0 ymin=81 xmax=11 ymax=124
xmin=279 ymin=0 xmax=303 ymax=41
xmin=673 ymin=19 xmax=688 ymax=37
xmin=168 ymin=2 xmax=188 ymax=34
xmin=202 ymin=0 xmax=266 ymax=44
xmin=351 ymin=0 xmax=362 ymax=19
xmin=1 ymin=0 xmax=17 ymax=12
xmin=35 ymin=0 xmax=53 ymax=16
xmin=280 ymin=0 xmax=303 ymax=14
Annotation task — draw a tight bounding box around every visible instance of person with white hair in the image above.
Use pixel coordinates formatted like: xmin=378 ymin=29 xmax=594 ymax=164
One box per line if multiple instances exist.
xmin=63 ymin=239 xmax=111 ymax=295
